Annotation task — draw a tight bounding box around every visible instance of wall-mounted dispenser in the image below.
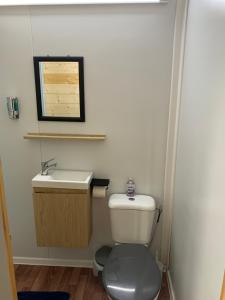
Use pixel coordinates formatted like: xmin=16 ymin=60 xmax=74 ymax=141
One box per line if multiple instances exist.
xmin=7 ymin=97 xmax=19 ymax=119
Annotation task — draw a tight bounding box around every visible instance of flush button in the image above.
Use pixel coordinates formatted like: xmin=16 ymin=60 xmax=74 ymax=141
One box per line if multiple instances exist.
xmin=129 ymin=197 xmax=135 ymax=201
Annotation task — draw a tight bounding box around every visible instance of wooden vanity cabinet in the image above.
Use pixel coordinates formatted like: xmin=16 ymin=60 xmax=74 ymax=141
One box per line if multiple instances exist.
xmin=33 ymin=187 xmax=91 ymax=248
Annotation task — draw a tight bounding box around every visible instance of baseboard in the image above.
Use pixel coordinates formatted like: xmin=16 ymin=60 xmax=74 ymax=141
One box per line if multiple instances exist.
xmin=167 ymin=270 xmax=176 ymax=300
xmin=155 ymin=251 xmax=167 ymax=273
xmin=13 ymin=256 xmax=93 ymax=268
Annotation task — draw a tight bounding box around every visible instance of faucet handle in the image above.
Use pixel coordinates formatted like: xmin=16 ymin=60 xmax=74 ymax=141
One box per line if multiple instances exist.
xmin=41 ymin=158 xmax=55 ymax=165
xmin=41 ymin=158 xmax=55 ymax=166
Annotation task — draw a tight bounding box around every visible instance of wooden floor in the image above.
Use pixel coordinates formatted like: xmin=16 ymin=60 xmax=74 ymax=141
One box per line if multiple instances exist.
xmin=15 ymin=265 xmax=170 ymax=300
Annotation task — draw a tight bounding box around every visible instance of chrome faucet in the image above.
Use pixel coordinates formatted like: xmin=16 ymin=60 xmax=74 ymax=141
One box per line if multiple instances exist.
xmin=41 ymin=158 xmax=57 ymax=175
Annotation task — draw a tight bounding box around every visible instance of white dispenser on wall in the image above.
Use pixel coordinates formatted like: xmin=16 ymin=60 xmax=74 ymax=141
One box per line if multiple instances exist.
xmin=7 ymin=97 xmax=19 ymax=119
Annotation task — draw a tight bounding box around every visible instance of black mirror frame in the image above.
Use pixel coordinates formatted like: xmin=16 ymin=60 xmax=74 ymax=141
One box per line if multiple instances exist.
xmin=33 ymin=56 xmax=85 ymax=122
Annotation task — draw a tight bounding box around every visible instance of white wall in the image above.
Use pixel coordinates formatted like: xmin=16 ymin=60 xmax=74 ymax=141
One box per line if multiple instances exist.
xmin=0 ymin=3 xmax=176 ymax=261
xmin=170 ymin=0 xmax=225 ymax=299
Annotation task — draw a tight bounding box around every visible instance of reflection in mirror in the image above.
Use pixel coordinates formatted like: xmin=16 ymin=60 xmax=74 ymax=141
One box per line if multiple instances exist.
xmin=33 ymin=57 xmax=85 ymax=122
xmin=40 ymin=62 xmax=80 ymax=117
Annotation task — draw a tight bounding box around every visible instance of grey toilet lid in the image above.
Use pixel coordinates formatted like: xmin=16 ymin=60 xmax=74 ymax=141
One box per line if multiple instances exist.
xmin=102 ymin=244 xmax=161 ymax=300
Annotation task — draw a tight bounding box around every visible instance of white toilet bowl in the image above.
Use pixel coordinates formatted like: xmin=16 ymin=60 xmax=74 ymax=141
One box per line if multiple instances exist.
xmin=101 ymin=194 xmax=162 ymax=300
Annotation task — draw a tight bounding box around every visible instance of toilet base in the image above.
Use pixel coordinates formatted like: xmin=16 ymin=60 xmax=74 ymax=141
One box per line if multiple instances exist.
xmin=93 ymin=245 xmax=112 ymax=277
xmin=93 ymin=258 xmax=103 ymax=277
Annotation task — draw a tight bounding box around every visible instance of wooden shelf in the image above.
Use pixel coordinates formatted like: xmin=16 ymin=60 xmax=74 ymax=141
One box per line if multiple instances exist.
xmin=24 ymin=133 xmax=106 ymax=141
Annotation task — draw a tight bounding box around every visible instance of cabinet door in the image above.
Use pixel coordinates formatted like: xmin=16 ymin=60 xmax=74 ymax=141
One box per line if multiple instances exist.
xmin=33 ymin=191 xmax=91 ymax=248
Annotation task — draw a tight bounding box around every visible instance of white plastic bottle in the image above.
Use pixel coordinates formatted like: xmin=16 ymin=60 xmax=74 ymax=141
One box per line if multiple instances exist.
xmin=126 ymin=178 xmax=136 ymax=197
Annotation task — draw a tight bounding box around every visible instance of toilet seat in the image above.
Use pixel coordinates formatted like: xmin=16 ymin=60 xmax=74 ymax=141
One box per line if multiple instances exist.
xmin=102 ymin=244 xmax=161 ymax=300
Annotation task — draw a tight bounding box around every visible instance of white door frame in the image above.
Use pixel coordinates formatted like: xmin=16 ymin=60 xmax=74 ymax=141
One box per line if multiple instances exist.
xmin=160 ymin=0 xmax=190 ymax=267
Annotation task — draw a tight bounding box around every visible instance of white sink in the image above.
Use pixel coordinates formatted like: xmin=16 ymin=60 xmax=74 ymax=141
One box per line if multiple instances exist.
xmin=32 ymin=169 xmax=93 ymax=190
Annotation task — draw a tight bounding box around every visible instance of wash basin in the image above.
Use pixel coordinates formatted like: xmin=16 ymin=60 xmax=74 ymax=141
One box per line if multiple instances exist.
xmin=32 ymin=169 xmax=93 ymax=190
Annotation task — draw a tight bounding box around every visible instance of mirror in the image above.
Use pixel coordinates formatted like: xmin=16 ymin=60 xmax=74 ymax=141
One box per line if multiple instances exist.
xmin=33 ymin=56 xmax=85 ymax=122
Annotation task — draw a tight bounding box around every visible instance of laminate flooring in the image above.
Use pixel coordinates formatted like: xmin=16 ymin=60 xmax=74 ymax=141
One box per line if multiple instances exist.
xmin=15 ymin=265 xmax=170 ymax=300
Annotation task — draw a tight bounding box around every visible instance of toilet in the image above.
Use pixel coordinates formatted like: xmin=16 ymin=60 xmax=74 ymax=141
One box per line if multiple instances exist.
xmin=102 ymin=194 xmax=161 ymax=300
